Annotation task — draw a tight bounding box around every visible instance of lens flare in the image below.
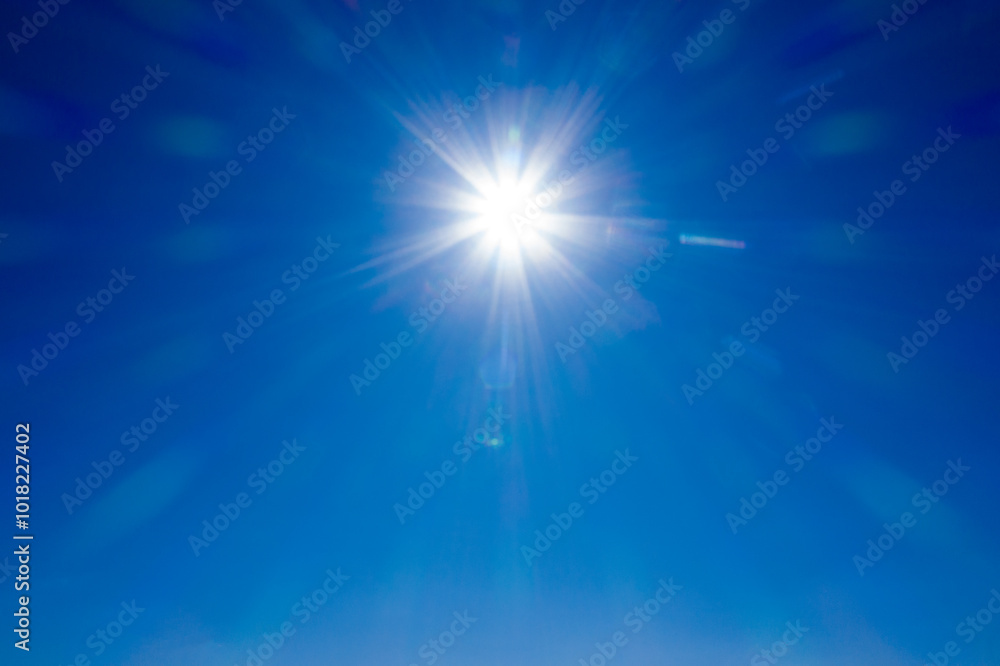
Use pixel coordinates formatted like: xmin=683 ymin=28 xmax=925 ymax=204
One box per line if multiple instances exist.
xmin=679 ymin=234 xmax=746 ymax=249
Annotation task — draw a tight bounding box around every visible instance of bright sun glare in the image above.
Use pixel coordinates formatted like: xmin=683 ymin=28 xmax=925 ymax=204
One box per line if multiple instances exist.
xmin=379 ymin=93 xmax=615 ymax=282
xmin=474 ymin=177 xmax=534 ymax=257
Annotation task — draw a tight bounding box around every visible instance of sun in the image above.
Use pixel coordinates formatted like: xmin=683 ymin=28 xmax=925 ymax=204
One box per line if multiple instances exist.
xmin=472 ymin=177 xmax=528 ymax=250
xmin=373 ymin=88 xmax=622 ymax=284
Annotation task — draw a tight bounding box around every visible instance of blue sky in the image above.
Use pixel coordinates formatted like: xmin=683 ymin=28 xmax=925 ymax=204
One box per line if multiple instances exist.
xmin=2 ymin=0 xmax=1000 ymax=664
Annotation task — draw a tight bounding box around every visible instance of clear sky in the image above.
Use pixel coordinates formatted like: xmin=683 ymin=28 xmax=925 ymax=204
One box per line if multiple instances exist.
xmin=3 ymin=0 xmax=1000 ymax=664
